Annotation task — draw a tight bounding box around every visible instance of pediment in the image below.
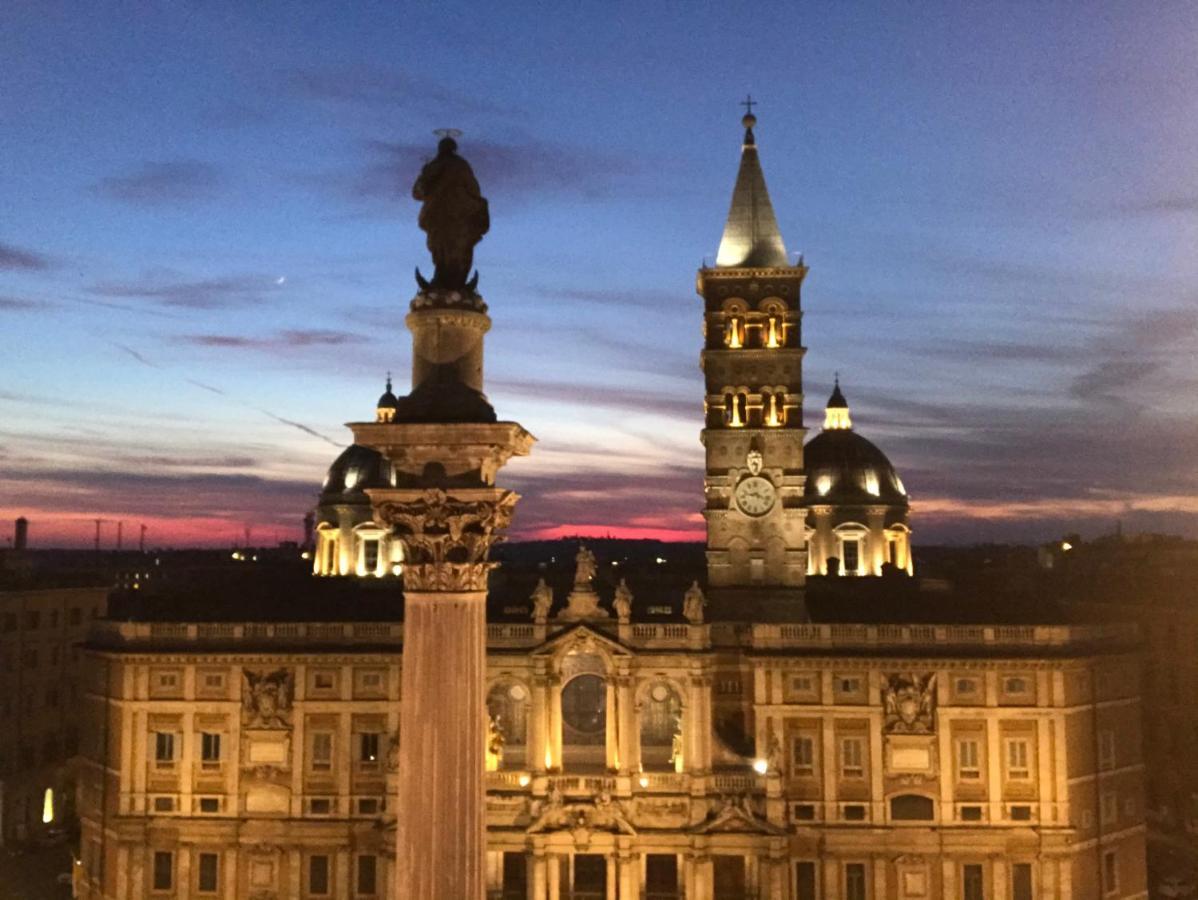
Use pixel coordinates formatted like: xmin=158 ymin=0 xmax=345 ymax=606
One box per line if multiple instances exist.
xmin=690 ymin=799 xmax=786 ymax=836
xmin=530 ymin=623 xmax=631 ymax=660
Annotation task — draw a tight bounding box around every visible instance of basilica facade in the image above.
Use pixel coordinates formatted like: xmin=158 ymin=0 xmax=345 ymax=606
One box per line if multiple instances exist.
xmin=76 ymin=114 xmax=1147 ymax=899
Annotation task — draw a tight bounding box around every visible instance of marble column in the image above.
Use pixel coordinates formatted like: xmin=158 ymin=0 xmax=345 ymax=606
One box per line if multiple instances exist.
xmin=395 ymin=589 xmax=488 ymax=899
xmin=371 ymin=482 xmax=530 ymax=900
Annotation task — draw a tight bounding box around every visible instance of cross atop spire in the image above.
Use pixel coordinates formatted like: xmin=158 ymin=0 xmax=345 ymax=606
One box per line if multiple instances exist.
xmin=740 ymin=94 xmax=756 ymax=117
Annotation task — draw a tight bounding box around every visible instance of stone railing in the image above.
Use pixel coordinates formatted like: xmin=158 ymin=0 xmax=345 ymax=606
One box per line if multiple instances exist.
xmin=90 ymin=618 xmax=1137 ymax=652
xmin=90 ymin=620 xmax=405 ymax=646
xmin=748 ymin=621 xmax=1139 ymax=650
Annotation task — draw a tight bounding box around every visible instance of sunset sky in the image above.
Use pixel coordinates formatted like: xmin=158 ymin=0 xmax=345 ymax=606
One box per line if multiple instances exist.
xmin=3 ymin=2 xmax=1197 ymax=549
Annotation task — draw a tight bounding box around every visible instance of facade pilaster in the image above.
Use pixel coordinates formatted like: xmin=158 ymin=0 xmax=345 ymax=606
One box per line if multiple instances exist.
xmin=530 ymin=666 xmax=548 ymax=773
xmin=547 ymin=676 xmax=563 ymax=771
xmin=615 ymin=671 xmax=636 ymax=775
xmin=530 ymin=850 xmax=547 ymax=900
xmin=617 ymin=849 xmax=639 ymax=899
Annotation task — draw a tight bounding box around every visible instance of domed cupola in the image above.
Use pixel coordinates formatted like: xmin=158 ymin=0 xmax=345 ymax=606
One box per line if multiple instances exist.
xmin=376 ymin=373 xmax=400 ymax=423
xmin=802 ymin=378 xmax=913 ymax=576
xmin=310 ymin=380 xmax=405 ymax=578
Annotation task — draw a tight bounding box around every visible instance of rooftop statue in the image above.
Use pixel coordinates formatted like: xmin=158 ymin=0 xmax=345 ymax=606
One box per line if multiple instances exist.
xmin=412 ymin=134 xmax=490 ymax=292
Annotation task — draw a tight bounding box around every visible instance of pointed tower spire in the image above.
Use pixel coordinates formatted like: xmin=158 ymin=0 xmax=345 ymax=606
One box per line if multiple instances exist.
xmin=824 ymin=375 xmax=852 ymax=430
xmin=715 ymin=100 xmax=789 ymax=268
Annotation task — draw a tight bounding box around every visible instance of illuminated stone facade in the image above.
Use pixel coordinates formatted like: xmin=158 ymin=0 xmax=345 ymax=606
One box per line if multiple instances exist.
xmin=76 ymin=619 xmax=1146 ymax=899
xmin=73 ymin=113 xmax=1148 ymax=899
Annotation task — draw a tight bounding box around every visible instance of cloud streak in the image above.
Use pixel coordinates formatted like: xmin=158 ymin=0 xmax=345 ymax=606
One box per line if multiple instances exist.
xmin=178 ymin=329 xmax=368 ymax=350
xmin=93 ymin=160 xmax=224 ymax=205
xmin=0 ymin=241 xmax=52 ymax=271
xmin=89 ymin=273 xmax=283 ymax=309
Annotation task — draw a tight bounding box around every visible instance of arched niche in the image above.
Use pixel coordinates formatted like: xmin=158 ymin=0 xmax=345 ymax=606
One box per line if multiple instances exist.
xmin=486 ymin=680 xmax=529 ymax=770
xmin=639 ymin=681 xmax=683 ymax=772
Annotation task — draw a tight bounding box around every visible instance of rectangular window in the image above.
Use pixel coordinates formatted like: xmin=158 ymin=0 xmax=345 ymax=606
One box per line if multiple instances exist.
xmin=645 ymin=854 xmax=678 ymax=895
xmin=792 ymin=735 xmax=815 ymax=774
xmin=1012 ymin=863 xmax=1033 ymax=900
xmin=962 ymin=863 xmax=984 ymax=900
xmin=841 ymin=736 xmax=864 ymax=777
xmin=313 ymin=672 xmax=335 ymax=690
xmin=796 ymin=861 xmax=816 ymax=900
xmin=309 ymin=855 xmax=330 ymax=895
xmin=1103 ymin=850 xmax=1118 ymax=894
xmin=197 ymin=852 xmax=219 ymax=893
xmin=957 ymin=737 xmax=981 ymax=780
xmin=363 ymin=539 xmax=380 ymax=572
xmin=359 ymin=732 xmax=380 ymax=765
xmin=1101 ymin=791 xmax=1118 ymax=825
xmin=201 ymin=732 xmax=221 ymax=766
xmin=198 ymin=797 xmax=220 ymax=814
xmin=154 ymin=732 xmax=175 ymax=766
xmin=845 ymin=862 xmax=867 ymax=900
xmin=311 ymin=732 xmax=333 ymax=770
xmin=356 ymin=854 xmax=377 ymax=896
xmin=152 ymin=851 xmax=173 ymax=891
xmin=1099 ymin=729 xmax=1116 ymax=770
xmin=1005 ymin=738 xmax=1030 ymax=779
xmin=1004 ymin=676 xmax=1029 ymax=694
xmin=842 ymin=539 xmax=860 ymax=574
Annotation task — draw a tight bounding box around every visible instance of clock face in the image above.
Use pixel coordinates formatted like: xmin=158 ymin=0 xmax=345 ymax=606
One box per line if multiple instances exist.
xmin=734 ymin=475 xmax=776 ymax=516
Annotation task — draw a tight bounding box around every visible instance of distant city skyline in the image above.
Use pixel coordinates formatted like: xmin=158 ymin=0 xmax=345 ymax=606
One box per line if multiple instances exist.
xmin=3 ymin=2 xmax=1197 ymax=548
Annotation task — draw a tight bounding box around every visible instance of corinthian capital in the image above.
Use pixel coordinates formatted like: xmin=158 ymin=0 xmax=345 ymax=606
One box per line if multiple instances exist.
xmin=376 ymin=489 xmax=519 ymax=591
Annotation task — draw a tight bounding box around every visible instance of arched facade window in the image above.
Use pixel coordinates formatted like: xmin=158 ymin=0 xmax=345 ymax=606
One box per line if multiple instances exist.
xmin=561 ymin=673 xmax=606 ymax=769
xmin=834 ymin=524 xmax=869 ymax=576
xmin=314 ymin=524 xmax=340 ymax=576
xmin=486 ymin=681 xmax=529 ymax=770
xmin=639 ymin=682 xmax=682 ymax=772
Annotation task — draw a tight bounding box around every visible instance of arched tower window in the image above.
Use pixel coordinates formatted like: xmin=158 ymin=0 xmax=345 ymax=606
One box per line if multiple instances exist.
xmin=725 ymin=316 xmax=744 ymax=348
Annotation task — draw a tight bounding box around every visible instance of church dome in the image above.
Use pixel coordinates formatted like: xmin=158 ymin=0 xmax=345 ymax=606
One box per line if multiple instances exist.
xmin=376 ymin=374 xmax=400 ymax=423
xmin=320 ymin=444 xmax=391 ymax=501
xmin=804 ymin=381 xmax=908 ymax=507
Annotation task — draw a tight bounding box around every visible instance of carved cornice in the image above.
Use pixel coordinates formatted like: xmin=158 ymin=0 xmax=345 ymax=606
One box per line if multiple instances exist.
xmin=376 ymin=488 xmax=519 ymax=591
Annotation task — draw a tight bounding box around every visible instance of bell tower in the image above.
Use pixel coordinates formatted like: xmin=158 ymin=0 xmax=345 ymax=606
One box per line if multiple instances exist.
xmin=698 ymin=105 xmax=809 ymax=591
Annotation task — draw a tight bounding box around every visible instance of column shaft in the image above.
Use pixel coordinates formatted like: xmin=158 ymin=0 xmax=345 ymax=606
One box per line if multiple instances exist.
xmin=395 ymin=591 xmax=487 ymax=899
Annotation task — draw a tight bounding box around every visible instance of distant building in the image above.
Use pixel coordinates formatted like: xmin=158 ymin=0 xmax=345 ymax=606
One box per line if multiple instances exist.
xmin=0 ymin=584 xmax=107 ymax=845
